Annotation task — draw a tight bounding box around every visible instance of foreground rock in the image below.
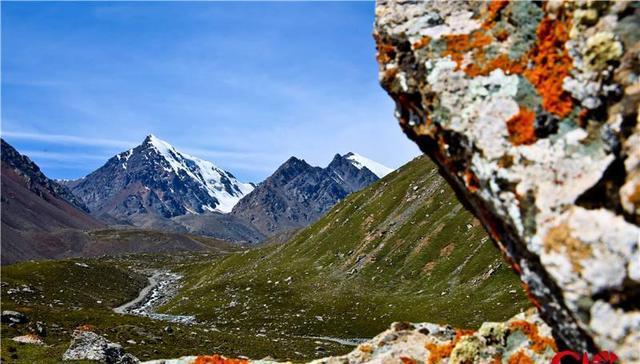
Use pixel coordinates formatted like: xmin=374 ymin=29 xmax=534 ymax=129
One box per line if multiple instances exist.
xmin=63 ymin=327 xmax=140 ymax=363
xmin=141 ymin=310 xmax=554 ymax=364
xmin=374 ymin=0 xmax=639 ymax=360
xmin=312 ymin=309 xmax=555 ymax=364
xmin=142 ymin=354 xmax=259 ymax=364
xmin=1 ymin=310 xmax=27 ymax=324
xmin=12 ymin=334 xmax=44 ymax=345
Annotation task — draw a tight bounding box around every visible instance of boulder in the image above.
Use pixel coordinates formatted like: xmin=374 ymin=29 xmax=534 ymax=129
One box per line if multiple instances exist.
xmin=12 ymin=334 xmax=44 ymax=345
xmin=1 ymin=310 xmax=28 ymax=324
xmin=63 ymin=328 xmax=140 ymax=363
xmin=373 ymin=0 xmax=639 ymax=361
xmin=310 ymin=309 xmax=555 ymax=364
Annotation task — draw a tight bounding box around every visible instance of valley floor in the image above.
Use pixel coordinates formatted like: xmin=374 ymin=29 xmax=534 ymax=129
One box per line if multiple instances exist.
xmin=1 ymin=158 xmax=532 ymax=363
xmin=1 ymin=249 xmax=529 ymax=363
xmin=1 ymin=254 xmax=360 ymax=363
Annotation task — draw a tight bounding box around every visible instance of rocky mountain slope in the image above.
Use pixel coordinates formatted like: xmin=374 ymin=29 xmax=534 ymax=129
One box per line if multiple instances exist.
xmin=231 ymin=153 xmax=387 ymax=235
xmin=1 ymin=139 xmax=90 ymax=213
xmin=1 ymin=139 xmax=248 ymax=264
xmin=1 ymin=139 xmax=104 ymax=264
xmin=65 ymin=134 xmax=254 ymax=220
xmin=159 ymin=156 xmax=529 ymax=355
xmin=62 ymin=135 xmax=263 ymax=243
xmin=374 ymin=0 xmax=639 ymax=361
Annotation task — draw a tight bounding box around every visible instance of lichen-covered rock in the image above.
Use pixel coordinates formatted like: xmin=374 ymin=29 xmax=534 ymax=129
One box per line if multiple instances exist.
xmin=310 ymin=309 xmax=555 ymax=364
xmin=11 ymin=334 xmax=44 ymax=345
xmin=141 ymin=312 xmax=552 ymax=364
xmin=1 ymin=310 xmax=28 ymax=324
xmin=374 ymin=0 xmax=639 ymax=361
xmin=141 ymin=355 xmax=278 ymax=364
xmin=63 ymin=327 xmax=140 ymax=363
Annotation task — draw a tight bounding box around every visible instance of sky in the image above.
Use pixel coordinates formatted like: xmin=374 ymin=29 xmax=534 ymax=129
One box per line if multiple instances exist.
xmin=1 ymin=1 xmax=421 ymax=182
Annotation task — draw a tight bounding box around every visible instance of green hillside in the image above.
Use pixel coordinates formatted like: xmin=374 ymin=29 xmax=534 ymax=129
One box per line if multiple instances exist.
xmin=162 ymin=156 xmax=530 ymax=342
xmin=1 ymin=156 xmax=530 ymax=362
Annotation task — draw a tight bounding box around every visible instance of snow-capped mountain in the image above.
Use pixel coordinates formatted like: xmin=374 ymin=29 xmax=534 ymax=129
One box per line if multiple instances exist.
xmin=231 ymin=152 xmax=387 ymax=235
xmin=64 ymin=135 xmax=254 ymax=222
xmin=343 ymin=152 xmax=393 ymax=178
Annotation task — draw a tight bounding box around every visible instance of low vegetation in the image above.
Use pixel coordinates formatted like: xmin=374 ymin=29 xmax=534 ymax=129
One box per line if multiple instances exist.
xmin=160 ymin=156 xmax=530 ymax=355
xmin=1 ymin=157 xmax=530 ymax=363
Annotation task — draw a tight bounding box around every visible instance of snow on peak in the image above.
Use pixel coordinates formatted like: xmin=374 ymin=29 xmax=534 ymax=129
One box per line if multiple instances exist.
xmin=140 ymin=134 xmax=254 ymax=213
xmin=344 ymin=152 xmax=394 ymax=178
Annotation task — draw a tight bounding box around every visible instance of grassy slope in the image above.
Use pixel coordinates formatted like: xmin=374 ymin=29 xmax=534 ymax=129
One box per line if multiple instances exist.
xmin=161 ymin=156 xmax=530 ymax=348
xmin=2 ymin=254 xmax=334 ymax=363
xmin=1 ymin=156 xmax=530 ymax=362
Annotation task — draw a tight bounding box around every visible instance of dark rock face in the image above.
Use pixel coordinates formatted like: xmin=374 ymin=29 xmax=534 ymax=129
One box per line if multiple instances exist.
xmin=1 ymin=139 xmax=89 ymax=212
xmin=65 ymin=135 xmax=254 ymax=223
xmin=374 ymin=0 xmax=639 ymax=360
xmin=231 ymin=154 xmax=380 ymax=236
xmin=1 ymin=310 xmax=27 ymax=324
xmin=1 ymin=139 xmax=104 ymax=264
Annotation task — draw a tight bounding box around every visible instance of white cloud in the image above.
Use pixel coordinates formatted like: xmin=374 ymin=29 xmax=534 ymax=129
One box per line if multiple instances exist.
xmin=2 ymin=131 xmax=136 ymax=149
xmin=19 ymin=150 xmax=108 ymax=162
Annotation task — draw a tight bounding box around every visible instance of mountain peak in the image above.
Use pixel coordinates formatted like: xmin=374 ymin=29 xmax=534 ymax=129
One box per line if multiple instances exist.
xmin=343 ymin=152 xmax=393 ymax=178
xmin=142 ymin=134 xmax=174 ymax=153
xmin=70 ymin=135 xmax=254 ymax=216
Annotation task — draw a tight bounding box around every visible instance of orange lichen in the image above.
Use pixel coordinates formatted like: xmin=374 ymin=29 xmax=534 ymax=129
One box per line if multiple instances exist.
xmin=464 ymin=169 xmax=480 ymax=193
xmin=425 ymin=341 xmax=455 ymax=364
xmin=508 ymin=350 xmax=534 ymax=364
xmin=491 ymin=354 xmax=504 ymax=364
xmin=483 ymin=0 xmax=509 ymax=29
xmin=425 ymin=329 xmax=475 ymax=364
xmin=455 ymin=329 xmax=475 ymax=340
xmin=76 ymin=324 xmax=95 ymax=332
xmin=192 ymin=355 xmax=249 ymax=364
xmin=523 ymin=17 xmax=574 ymax=117
xmin=507 ymin=107 xmax=537 ymax=145
xmin=496 ymin=29 xmax=509 ymax=42
xmin=510 ymin=320 xmax=557 ymax=353
xmin=401 ymin=356 xmax=417 ymax=364
xmin=437 ymin=9 xmax=575 ymax=118
xmin=375 ymin=34 xmax=396 ymax=64
xmin=521 ymin=282 xmax=542 ymax=311
xmin=578 ymin=108 xmax=589 ymax=127
xmin=413 ymin=36 xmax=431 ymax=50
xmin=359 ymin=344 xmax=374 ymax=353
xmin=443 ymin=31 xmax=493 ymax=69
xmin=465 ymin=53 xmax=527 ymax=77
xmin=628 ymin=182 xmax=640 ymax=207
xmin=382 ymin=67 xmax=399 ymax=85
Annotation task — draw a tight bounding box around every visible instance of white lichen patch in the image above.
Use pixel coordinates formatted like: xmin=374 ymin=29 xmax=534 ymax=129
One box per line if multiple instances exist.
xmin=417 ymin=10 xmax=480 ymax=41
xmin=589 ymin=301 xmax=640 ymax=362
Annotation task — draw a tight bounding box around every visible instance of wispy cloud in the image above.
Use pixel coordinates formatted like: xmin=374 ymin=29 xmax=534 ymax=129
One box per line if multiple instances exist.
xmin=1 ymin=131 xmax=137 ymax=149
xmin=20 ymin=150 xmax=108 ymax=162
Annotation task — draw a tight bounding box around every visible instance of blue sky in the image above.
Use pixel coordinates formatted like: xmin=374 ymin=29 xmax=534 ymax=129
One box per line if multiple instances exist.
xmin=1 ymin=1 xmax=420 ymax=182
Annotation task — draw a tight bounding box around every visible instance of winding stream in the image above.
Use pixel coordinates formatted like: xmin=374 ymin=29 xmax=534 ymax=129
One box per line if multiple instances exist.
xmin=115 ymin=271 xmax=369 ymax=347
xmin=114 ymin=270 xmax=196 ymax=324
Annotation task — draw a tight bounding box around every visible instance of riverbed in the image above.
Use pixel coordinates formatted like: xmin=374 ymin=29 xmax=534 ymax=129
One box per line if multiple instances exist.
xmin=114 ymin=270 xmax=196 ymax=324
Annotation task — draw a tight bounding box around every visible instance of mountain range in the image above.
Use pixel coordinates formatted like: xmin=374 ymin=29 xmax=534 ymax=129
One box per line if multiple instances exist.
xmin=0 ymin=154 xmax=528 ymax=361
xmin=63 ymin=134 xmax=254 ymax=219
xmin=231 ymin=153 xmax=390 ymax=235
xmin=1 ymin=139 xmax=104 ymax=263
xmin=2 ymin=136 xmax=392 ymax=262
